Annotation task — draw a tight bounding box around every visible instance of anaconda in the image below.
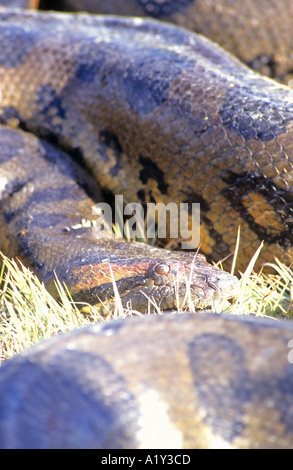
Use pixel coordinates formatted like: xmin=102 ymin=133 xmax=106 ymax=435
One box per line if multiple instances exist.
xmin=0 ymin=0 xmax=292 ymax=449
xmin=0 ymin=6 xmax=292 ymax=271
xmin=39 ymin=0 xmax=293 ymax=84
xmin=0 ymin=125 xmax=237 ymax=311
xmin=1 ymin=313 xmax=293 ymax=449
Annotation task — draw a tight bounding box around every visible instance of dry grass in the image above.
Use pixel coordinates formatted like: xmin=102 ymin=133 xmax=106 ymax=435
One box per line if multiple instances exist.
xmin=0 ymin=236 xmax=292 ymax=363
xmin=230 ymin=258 xmax=293 ymax=319
xmin=0 ymin=255 xmax=99 ymax=362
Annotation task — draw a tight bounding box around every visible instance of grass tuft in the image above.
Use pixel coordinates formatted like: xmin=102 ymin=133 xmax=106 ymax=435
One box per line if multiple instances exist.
xmin=0 ymin=238 xmax=292 ymax=363
xmin=0 ymin=254 xmax=104 ymax=363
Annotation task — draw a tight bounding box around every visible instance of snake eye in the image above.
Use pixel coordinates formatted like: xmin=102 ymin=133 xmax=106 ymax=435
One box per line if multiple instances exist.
xmin=155 ymin=263 xmax=170 ymax=275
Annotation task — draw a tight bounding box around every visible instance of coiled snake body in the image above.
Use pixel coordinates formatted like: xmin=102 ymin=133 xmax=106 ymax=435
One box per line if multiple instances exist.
xmin=0 ymin=0 xmax=293 ymax=449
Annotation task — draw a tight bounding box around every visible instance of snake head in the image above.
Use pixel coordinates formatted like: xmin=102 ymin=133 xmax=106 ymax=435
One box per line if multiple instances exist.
xmin=142 ymin=257 xmax=240 ymax=311
xmin=45 ymin=240 xmax=239 ymax=314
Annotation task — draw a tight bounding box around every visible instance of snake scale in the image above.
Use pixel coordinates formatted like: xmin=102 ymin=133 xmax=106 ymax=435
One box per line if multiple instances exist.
xmin=0 ymin=0 xmax=293 ymax=449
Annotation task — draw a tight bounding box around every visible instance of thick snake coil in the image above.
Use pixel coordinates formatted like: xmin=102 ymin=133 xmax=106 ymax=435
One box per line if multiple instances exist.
xmin=0 ymin=0 xmax=292 ymax=449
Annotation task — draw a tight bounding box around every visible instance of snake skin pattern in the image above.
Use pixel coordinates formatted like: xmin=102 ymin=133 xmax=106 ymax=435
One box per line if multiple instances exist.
xmin=0 ymin=0 xmax=292 ymax=449
xmin=0 ymin=7 xmax=292 ymax=271
xmin=43 ymin=0 xmax=293 ymax=84
xmin=0 ymin=126 xmax=238 ymax=311
xmin=1 ymin=313 xmax=293 ymax=449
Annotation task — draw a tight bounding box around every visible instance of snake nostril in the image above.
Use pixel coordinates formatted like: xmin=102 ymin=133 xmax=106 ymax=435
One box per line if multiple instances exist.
xmin=155 ymin=263 xmax=170 ymax=275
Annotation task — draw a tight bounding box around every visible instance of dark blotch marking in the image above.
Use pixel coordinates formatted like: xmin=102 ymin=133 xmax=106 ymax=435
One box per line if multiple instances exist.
xmin=139 ymin=155 xmax=169 ymax=194
xmin=0 ymin=106 xmax=22 ymax=127
xmin=124 ymin=71 xmax=168 ymax=115
xmin=276 ymin=365 xmax=293 ymax=435
xmin=0 ymin=350 xmax=140 ymax=449
xmin=136 ymin=0 xmax=195 ymax=17
xmin=149 ymin=192 xmax=156 ymax=204
xmin=222 ymin=171 xmax=293 ymax=245
xmin=36 ymin=85 xmax=66 ymax=120
xmin=123 ymin=49 xmax=183 ymax=115
xmin=188 ymin=333 xmax=251 ymax=442
xmin=137 ymin=189 xmax=146 ymax=202
xmin=99 ymin=129 xmax=123 ymax=155
xmin=99 ymin=129 xmax=123 ymax=170
xmin=183 ymin=190 xmax=210 ymax=214
xmin=219 ymin=85 xmax=293 ymax=142
xmin=75 ymin=62 xmax=98 ymax=83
